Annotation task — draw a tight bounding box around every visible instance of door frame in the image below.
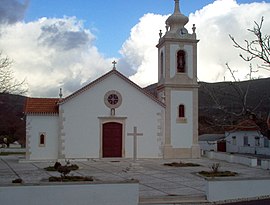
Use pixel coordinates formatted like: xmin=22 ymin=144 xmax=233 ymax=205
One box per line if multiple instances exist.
xmin=98 ymin=117 xmax=127 ymax=158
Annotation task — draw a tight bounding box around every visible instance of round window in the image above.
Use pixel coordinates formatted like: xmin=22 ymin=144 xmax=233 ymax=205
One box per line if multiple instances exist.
xmin=104 ymin=90 xmax=122 ymax=108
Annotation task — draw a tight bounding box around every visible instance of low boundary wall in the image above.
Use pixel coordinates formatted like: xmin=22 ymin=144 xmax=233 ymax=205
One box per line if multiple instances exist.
xmin=206 ymin=177 xmax=270 ymax=202
xmin=0 ymin=181 xmax=139 ymax=205
xmin=261 ymin=159 xmax=270 ymax=170
xmin=0 ymin=148 xmax=26 ymax=153
xmin=205 ymin=151 xmax=257 ymax=167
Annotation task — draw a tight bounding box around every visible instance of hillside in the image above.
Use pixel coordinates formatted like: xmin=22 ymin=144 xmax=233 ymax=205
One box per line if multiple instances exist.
xmin=0 ymin=93 xmax=26 ymax=146
xmin=198 ymin=78 xmax=270 ymax=134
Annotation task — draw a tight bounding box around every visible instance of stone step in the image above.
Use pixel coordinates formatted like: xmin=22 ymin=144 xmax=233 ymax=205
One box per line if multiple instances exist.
xmin=139 ymin=194 xmax=208 ymax=204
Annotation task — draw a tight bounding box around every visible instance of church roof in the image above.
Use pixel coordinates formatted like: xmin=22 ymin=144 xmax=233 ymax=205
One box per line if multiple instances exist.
xmin=24 ymin=98 xmax=59 ymax=115
xmin=59 ymin=69 xmax=165 ymax=107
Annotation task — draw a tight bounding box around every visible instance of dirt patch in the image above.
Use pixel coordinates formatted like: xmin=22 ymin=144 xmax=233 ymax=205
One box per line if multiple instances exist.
xmin=198 ymin=170 xmax=238 ymax=177
xmin=164 ymin=161 xmax=200 ymax=167
xmin=48 ymin=176 xmax=94 ymax=182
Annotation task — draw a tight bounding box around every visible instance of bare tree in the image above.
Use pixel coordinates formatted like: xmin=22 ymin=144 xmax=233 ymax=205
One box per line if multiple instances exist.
xmin=199 ymin=77 xmax=270 ymax=136
xmin=0 ymin=53 xmax=27 ymax=147
xmin=0 ymin=52 xmax=27 ymax=94
xmin=229 ymin=17 xmax=270 ymax=71
xmin=199 ymin=18 xmax=270 ymax=137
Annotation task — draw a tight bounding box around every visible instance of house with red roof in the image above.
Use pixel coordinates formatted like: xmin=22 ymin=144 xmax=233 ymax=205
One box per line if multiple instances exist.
xmin=24 ymin=1 xmax=201 ymax=161
xmin=225 ymin=120 xmax=270 ymax=155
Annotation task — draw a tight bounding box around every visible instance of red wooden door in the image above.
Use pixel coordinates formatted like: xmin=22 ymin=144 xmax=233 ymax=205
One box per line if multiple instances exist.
xmin=102 ymin=122 xmax=122 ymax=157
xmin=217 ymin=140 xmax=226 ymax=152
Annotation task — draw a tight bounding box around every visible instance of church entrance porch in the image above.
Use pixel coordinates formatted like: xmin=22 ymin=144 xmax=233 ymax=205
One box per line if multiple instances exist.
xmin=102 ymin=122 xmax=122 ymax=157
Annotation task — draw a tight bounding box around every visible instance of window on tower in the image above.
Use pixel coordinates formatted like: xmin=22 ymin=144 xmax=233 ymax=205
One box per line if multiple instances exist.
xmin=178 ymin=104 xmax=185 ymax=118
xmin=177 ymin=50 xmax=186 ymax=73
xmin=160 ymin=51 xmax=164 ymax=77
xmin=176 ymin=104 xmax=187 ymax=123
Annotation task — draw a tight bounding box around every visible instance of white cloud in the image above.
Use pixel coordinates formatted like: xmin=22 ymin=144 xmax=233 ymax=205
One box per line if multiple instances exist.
xmin=188 ymin=0 xmax=270 ymax=82
xmin=0 ymin=0 xmax=269 ymax=97
xmin=120 ymin=0 xmax=270 ymax=85
xmin=119 ymin=13 xmax=168 ymax=87
xmin=0 ymin=17 xmax=112 ymax=97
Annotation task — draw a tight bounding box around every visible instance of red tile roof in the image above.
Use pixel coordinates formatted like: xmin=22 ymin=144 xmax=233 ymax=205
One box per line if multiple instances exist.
xmin=226 ymin=119 xmax=260 ymax=132
xmin=24 ymin=98 xmax=59 ymax=114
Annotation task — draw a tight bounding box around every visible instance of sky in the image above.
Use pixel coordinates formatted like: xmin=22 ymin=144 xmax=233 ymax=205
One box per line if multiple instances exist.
xmin=0 ymin=0 xmax=269 ymax=97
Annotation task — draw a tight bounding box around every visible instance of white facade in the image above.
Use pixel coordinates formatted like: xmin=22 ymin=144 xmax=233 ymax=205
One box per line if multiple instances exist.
xmin=26 ymin=115 xmax=59 ymax=160
xmin=199 ymin=134 xmax=225 ymax=152
xmin=171 ymin=91 xmax=193 ymax=148
xmin=226 ymin=130 xmax=270 ymax=155
xmin=26 ymin=71 xmax=165 ymax=160
xmin=59 ymin=73 xmax=164 ymax=159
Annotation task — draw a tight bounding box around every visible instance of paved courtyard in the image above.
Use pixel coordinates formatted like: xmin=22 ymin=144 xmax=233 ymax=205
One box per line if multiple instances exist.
xmin=0 ymin=155 xmax=270 ymax=204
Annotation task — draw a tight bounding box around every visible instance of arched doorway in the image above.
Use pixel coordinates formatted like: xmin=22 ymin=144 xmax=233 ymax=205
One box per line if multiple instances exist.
xmin=102 ymin=122 xmax=122 ymax=157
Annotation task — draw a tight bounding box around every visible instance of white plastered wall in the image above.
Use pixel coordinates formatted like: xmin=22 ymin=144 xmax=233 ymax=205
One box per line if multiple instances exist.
xmin=60 ymin=74 xmax=164 ymax=159
xmin=226 ymin=131 xmax=264 ymax=154
xmin=26 ymin=115 xmax=58 ymax=160
xmin=171 ymin=90 xmax=193 ymax=148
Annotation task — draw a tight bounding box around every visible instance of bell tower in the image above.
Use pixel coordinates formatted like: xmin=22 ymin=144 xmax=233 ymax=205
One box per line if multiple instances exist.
xmin=157 ymin=0 xmax=200 ymax=158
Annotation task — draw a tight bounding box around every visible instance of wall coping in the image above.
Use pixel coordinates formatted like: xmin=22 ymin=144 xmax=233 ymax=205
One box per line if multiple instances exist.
xmin=0 ymin=180 xmax=139 ymax=187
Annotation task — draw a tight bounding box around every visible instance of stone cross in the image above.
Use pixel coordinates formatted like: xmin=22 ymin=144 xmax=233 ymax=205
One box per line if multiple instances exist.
xmin=112 ymin=60 xmax=117 ymax=69
xmin=127 ymin=126 xmax=143 ymax=162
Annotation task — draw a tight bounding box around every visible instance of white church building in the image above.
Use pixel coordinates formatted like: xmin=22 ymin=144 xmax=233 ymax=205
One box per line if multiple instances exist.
xmin=24 ymin=0 xmax=200 ymax=160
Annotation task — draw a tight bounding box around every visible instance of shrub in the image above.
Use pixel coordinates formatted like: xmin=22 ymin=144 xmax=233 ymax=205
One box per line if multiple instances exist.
xmin=209 ymin=163 xmax=220 ymax=173
xmin=12 ymin=178 xmax=23 ymax=183
xmin=164 ymin=161 xmax=200 ymax=167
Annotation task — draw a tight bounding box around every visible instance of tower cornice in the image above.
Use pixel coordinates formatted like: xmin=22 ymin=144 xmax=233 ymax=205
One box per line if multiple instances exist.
xmin=156 ymin=37 xmax=199 ymax=48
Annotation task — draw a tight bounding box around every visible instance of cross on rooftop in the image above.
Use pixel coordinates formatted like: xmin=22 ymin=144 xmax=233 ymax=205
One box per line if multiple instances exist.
xmin=112 ymin=60 xmax=117 ymax=69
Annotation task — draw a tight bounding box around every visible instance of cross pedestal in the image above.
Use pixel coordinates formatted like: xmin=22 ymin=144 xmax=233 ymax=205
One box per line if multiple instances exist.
xmin=127 ymin=126 xmax=143 ymax=162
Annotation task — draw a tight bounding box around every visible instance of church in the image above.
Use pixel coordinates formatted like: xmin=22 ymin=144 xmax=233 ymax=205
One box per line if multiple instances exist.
xmin=24 ymin=0 xmax=200 ymax=161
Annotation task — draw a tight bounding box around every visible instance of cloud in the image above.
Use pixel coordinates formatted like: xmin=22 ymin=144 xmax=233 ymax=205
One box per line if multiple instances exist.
xmin=38 ymin=18 xmax=93 ymax=50
xmin=0 ymin=17 xmax=112 ymax=97
xmin=189 ymin=0 xmax=270 ymax=82
xmin=119 ymin=13 xmax=168 ymax=87
xmin=0 ymin=0 xmax=29 ymax=24
xmin=119 ymin=0 xmax=270 ymax=85
xmin=0 ymin=0 xmax=269 ymax=97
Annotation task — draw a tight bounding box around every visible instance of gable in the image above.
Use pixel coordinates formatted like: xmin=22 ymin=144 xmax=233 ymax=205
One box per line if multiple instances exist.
xmin=59 ymin=69 xmax=165 ymax=107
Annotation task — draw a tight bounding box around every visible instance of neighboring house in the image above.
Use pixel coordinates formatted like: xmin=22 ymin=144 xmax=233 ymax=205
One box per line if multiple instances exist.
xmin=225 ymin=120 xmax=270 ymax=155
xmin=199 ymin=134 xmax=225 ymax=152
xmin=24 ymin=1 xmax=201 ymax=161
